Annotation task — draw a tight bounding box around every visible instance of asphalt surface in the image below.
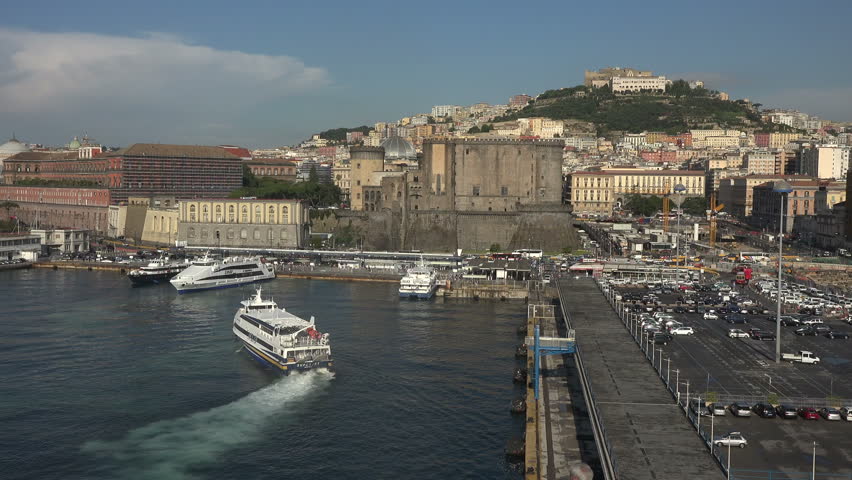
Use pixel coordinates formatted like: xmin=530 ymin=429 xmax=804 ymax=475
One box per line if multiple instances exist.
xmin=612 ymin=280 xmax=852 ymax=476
xmin=558 ymin=277 xmax=724 ymax=480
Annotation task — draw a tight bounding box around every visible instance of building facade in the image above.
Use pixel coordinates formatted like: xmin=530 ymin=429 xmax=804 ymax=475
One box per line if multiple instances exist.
xmin=176 ymin=198 xmax=308 ymax=249
xmin=752 ymin=180 xmax=845 ymax=233
xmin=245 ymin=158 xmax=298 ymax=182
xmin=610 ymin=76 xmax=667 ymax=94
xmin=568 ymin=169 xmax=705 ymax=215
xmin=744 ymin=152 xmax=777 ymax=175
xmin=800 ymin=145 xmax=849 ymax=179
xmin=584 ymin=67 xmax=653 ymax=86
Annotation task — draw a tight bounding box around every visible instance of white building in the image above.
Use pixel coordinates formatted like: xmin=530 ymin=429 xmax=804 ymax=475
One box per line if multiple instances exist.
xmin=800 ymin=145 xmax=850 ymax=179
xmin=31 ymin=229 xmax=90 ymax=254
xmin=431 ymin=105 xmax=458 ymax=118
xmin=743 ymin=151 xmax=776 ymax=175
xmin=610 ymin=75 xmax=667 ymax=94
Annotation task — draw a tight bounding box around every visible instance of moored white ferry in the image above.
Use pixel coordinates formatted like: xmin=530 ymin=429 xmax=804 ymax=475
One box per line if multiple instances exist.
xmin=170 ymin=254 xmax=275 ymax=293
xmin=399 ymin=261 xmax=438 ymax=299
xmin=233 ymin=288 xmax=332 ymax=374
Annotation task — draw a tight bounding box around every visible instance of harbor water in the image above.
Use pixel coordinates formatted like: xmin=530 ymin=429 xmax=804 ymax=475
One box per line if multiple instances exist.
xmin=0 ymin=269 xmax=525 ymax=479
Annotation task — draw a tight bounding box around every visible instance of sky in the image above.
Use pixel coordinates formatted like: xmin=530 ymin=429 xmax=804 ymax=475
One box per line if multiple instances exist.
xmin=1 ymin=0 xmax=851 ymax=148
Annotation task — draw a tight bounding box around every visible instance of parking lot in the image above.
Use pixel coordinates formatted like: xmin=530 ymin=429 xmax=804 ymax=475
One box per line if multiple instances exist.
xmin=602 ymin=276 xmax=852 ymax=476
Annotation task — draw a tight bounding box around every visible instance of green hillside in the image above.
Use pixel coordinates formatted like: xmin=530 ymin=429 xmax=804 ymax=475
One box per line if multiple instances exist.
xmin=495 ymin=82 xmax=793 ymax=136
xmin=318 ymin=125 xmax=371 ymax=142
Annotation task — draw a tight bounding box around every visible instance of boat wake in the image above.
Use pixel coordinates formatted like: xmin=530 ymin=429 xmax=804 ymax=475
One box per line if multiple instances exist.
xmin=82 ymin=371 xmax=333 ymax=479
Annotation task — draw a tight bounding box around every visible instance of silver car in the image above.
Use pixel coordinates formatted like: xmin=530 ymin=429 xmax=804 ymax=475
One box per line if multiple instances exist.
xmin=714 ymin=432 xmax=748 ymax=448
xmin=820 ymin=408 xmax=842 ymax=421
xmin=840 ymin=407 xmax=852 ymax=421
xmin=708 ymin=403 xmax=726 ymax=416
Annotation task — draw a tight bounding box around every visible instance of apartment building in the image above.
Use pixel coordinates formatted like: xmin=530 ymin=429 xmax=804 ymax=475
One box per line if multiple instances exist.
xmin=568 ymin=169 xmax=704 ymax=215
xmin=800 ymin=145 xmax=849 ymax=179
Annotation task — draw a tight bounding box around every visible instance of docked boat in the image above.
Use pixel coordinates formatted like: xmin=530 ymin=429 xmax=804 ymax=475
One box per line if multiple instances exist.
xmin=127 ymin=257 xmax=187 ymax=286
xmin=399 ymin=260 xmax=438 ymax=299
xmin=170 ymin=254 xmax=275 ymax=293
xmin=233 ymin=288 xmax=332 ymax=374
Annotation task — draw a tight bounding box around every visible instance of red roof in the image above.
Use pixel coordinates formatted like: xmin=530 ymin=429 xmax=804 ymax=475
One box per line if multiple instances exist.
xmin=220 ymin=146 xmax=252 ymax=159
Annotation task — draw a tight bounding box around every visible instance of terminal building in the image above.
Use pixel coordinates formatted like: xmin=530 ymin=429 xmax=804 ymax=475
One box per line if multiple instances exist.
xmin=175 ymin=198 xmax=309 ymax=249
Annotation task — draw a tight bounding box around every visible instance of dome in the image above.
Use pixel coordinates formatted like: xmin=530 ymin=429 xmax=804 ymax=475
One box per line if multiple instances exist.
xmin=0 ymin=136 xmax=30 ymax=156
xmin=69 ymin=136 xmax=81 ymax=149
xmin=379 ymin=135 xmax=416 ymax=161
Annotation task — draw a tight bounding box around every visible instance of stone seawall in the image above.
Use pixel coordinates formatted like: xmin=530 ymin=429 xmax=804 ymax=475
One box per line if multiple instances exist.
xmin=311 ymin=209 xmax=578 ymax=253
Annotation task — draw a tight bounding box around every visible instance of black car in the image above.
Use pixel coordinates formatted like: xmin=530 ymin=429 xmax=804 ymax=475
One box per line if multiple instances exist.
xmin=826 ymin=331 xmax=850 ymax=340
xmin=652 ymin=332 xmax=674 ymax=345
xmin=753 ymin=403 xmax=776 ymax=418
xmin=726 ymin=314 xmax=747 ymax=324
xmin=674 ymin=306 xmax=686 ymax=314
xmin=775 ymin=405 xmax=798 ymax=419
xmin=812 ymin=325 xmax=832 ymax=335
xmin=795 ymin=326 xmax=818 ymax=336
xmin=752 ymin=331 xmax=776 ymax=341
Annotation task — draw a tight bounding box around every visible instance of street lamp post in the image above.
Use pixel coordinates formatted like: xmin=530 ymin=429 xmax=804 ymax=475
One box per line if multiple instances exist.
xmin=812 ymin=441 xmax=817 ymax=480
xmin=673 ymin=184 xmax=687 ymax=267
xmin=773 ymin=180 xmax=793 ymax=364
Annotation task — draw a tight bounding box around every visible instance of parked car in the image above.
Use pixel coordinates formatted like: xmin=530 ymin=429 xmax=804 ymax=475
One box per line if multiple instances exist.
xmin=730 ymin=403 xmax=752 ymax=417
xmin=714 ymin=432 xmax=748 ymax=448
xmin=798 ymin=407 xmax=820 ymax=420
xmin=728 ymin=329 xmax=749 ymax=339
xmin=840 ymin=406 xmax=852 ymax=421
xmin=671 ymin=326 xmax=695 ymax=336
xmin=752 ymin=331 xmax=776 ymax=341
xmin=794 ymin=326 xmax=818 ymax=336
xmin=753 ymin=403 xmax=776 ymax=418
xmin=801 ymin=317 xmax=824 ymax=325
xmin=709 ymin=403 xmax=727 ymax=416
xmin=726 ymin=314 xmax=747 ymax=324
xmin=652 ymin=332 xmax=674 ymax=345
xmin=704 ymin=312 xmax=719 ymax=320
xmin=819 ymin=408 xmax=842 ymax=421
xmin=690 ymin=399 xmax=710 ymax=417
xmin=826 ymin=331 xmax=850 ymax=340
xmin=775 ymin=405 xmax=798 ymax=419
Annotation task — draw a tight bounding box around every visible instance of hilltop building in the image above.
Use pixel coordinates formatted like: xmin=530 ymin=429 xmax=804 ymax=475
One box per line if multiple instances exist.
xmin=584 ymin=67 xmax=653 ymax=87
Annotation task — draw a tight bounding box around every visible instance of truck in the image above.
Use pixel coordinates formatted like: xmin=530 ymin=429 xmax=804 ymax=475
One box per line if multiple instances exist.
xmin=781 ymin=350 xmax=820 ymax=364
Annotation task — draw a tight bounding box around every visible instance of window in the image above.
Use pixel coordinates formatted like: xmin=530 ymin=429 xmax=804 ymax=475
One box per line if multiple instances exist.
xmin=201 ymin=229 xmax=208 ymax=239
xmin=241 ymin=206 xmax=248 ymax=223
xmin=215 ymin=205 xmax=222 ymax=222
xmin=253 ymin=229 xmax=261 ymax=240
xmin=202 ymin=205 xmax=209 ymax=222
xmin=227 ymin=228 xmax=234 ymax=239
xmin=229 ymin=205 xmax=235 ymax=223
xmin=240 ymin=228 xmax=247 ymax=239
xmin=268 ymin=206 xmax=276 ymax=224
xmin=356 ymin=163 xmax=361 ymax=169
xmin=268 ymin=229 xmax=273 ymax=241
xmin=281 ymin=206 xmax=289 ymax=223
xmin=472 ymin=185 xmax=480 ymax=196
xmin=254 ymin=206 xmax=262 ymax=223
xmin=501 ymin=186 xmax=508 ymax=196
xmin=189 ymin=205 xmax=196 ymax=222
xmin=188 ymin=227 xmax=196 ymax=238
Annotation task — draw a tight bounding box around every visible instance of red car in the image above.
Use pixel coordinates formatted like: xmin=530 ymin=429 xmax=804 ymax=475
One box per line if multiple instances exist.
xmin=799 ymin=407 xmax=819 ymax=420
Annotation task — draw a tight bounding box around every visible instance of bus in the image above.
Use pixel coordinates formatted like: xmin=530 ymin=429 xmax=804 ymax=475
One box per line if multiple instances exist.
xmin=512 ymin=249 xmax=543 ymax=259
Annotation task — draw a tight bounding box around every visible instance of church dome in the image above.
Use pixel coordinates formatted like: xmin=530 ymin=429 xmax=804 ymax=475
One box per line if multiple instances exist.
xmin=69 ymin=136 xmax=82 ymax=149
xmin=379 ymin=135 xmax=416 ymax=161
xmin=0 ymin=136 xmax=30 ymax=156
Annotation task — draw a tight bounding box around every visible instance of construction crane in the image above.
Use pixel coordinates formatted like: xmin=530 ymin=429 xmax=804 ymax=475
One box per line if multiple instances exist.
xmin=708 ymin=192 xmax=725 ymax=247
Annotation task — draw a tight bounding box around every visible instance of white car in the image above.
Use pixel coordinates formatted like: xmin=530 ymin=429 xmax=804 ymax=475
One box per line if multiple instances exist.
xmin=671 ymin=326 xmax=694 ymax=336
xmin=801 ymin=318 xmax=824 ymax=325
xmin=728 ymin=329 xmax=749 ymax=338
xmin=703 ymin=312 xmax=719 ymax=320
xmin=714 ymin=432 xmax=748 ymax=449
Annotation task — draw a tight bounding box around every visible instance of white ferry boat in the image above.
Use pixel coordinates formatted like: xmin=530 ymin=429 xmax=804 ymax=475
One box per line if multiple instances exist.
xmin=399 ymin=260 xmax=438 ymax=299
xmin=233 ymin=288 xmax=332 ymax=374
xmin=127 ymin=257 xmax=187 ymax=286
xmin=170 ymin=254 xmax=275 ymax=293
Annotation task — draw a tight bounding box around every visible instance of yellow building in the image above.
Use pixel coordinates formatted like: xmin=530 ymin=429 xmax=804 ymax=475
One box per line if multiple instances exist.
xmin=569 ymin=169 xmax=705 ymax=215
xmin=176 ymin=198 xmax=308 ymax=248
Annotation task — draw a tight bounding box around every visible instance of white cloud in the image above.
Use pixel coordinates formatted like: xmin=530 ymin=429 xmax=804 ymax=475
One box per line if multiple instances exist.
xmin=0 ymin=29 xmax=329 ymax=114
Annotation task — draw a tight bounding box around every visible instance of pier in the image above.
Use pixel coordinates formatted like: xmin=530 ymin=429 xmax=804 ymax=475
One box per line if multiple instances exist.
xmin=554 ymin=276 xmax=723 ymax=480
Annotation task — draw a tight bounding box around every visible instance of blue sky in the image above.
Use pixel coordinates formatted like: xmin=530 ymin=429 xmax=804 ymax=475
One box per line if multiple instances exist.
xmin=2 ymin=0 xmax=851 ymax=147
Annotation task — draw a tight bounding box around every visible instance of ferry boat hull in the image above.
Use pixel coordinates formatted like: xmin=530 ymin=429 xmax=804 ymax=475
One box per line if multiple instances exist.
xmin=399 ymin=289 xmax=436 ymax=300
xmin=173 ymin=274 xmax=273 ymax=293
xmin=128 ymin=270 xmax=181 ymax=286
xmin=241 ymin=342 xmax=334 ymax=375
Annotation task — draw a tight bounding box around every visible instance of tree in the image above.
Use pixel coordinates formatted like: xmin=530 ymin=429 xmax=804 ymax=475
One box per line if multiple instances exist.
xmin=308 ymin=165 xmax=319 ymax=183
xmin=624 ymin=194 xmax=662 ymax=217
xmin=468 ymin=126 xmax=481 ymax=134
xmin=489 ymin=243 xmax=502 ymax=253
xmin=480 ymin=124 xmax=493 ymax=133
xmin=242 ymin=164 xmax=259 ymax=187
xmin=681 ymin=197 xmax=707 ymax=216
xmin=666 ymin=79 xmax=691 ymax=99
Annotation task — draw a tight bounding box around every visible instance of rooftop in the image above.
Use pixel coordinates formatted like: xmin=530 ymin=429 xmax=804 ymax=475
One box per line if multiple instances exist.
xmin=112 ymin=144 xmax=241 ymax=160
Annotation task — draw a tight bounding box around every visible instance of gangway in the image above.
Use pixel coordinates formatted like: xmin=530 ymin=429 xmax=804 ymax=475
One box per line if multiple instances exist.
xmin=526 ymin=325 xmax=576 ymax=399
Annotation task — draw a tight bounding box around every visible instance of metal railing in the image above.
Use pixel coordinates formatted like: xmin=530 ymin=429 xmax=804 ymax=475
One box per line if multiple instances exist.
xmin=556 ymin=278 xmax=618 ymax=480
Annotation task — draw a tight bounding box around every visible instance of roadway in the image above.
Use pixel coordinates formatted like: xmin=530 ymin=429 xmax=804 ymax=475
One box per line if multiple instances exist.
xmin=557 ymin=277 xmax=723 ymax=480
